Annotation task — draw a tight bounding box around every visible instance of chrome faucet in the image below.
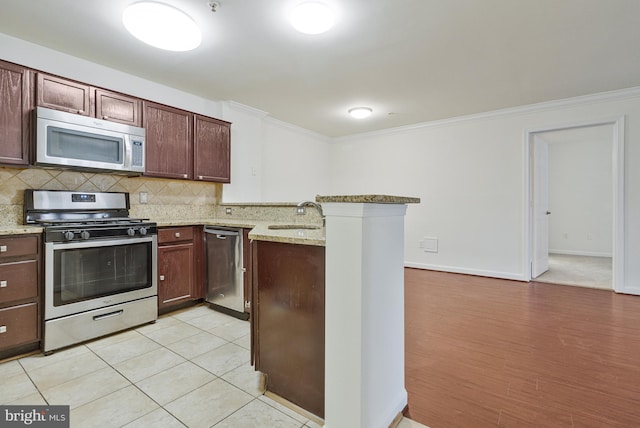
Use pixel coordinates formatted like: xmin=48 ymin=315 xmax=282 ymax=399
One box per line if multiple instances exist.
xmin=296 ymin=200 xmax=324 ymax=224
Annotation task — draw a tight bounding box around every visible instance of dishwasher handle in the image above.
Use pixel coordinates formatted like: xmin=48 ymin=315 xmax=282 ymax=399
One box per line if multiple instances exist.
xmin=204 ymin=228 xmax=240 ymax=237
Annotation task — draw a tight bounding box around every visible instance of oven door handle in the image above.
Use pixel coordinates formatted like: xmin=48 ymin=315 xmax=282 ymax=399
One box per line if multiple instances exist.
xmin=48 ymin=235 xmax=156 ymax=250
xmin=93 ymin=309 xmax=124 ymax=321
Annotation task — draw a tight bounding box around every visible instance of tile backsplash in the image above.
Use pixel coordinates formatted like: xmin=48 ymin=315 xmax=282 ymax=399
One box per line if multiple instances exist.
xmin=0 ymin=166 xmax=221 ymax=226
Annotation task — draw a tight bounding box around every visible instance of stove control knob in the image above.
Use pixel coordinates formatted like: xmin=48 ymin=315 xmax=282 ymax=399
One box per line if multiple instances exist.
xmin=139 ymin=227 xmax=148 ymax=236
xmin=127 ymin=228 xmax=136 ymax=236
xmin=80 ymin=230 xmax=91 ymax=240
xmin=64 ymin=231 xmax=75 ymax=241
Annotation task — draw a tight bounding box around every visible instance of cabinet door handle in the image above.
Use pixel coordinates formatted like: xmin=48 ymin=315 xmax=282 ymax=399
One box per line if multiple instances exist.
xmin=0 ymin=326 xmax=6 ymax=334
xmin=0 ymin=280 xmax=7 ymax=288
xmin=0 ymin=245 xmax=7 ymax=253
xmin=175 ymin=232 xmax=181 ymax=238
xmin=160 ymin=275 xmax=165 ymax=281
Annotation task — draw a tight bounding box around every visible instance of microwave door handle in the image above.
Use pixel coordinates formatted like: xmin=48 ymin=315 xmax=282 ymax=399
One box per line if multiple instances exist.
xmin=123 ymin=135 xmax=131 ymax=169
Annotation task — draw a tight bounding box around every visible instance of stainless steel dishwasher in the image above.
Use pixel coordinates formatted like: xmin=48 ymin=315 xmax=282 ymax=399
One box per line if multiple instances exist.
xmin=204 ymin=227 xmax=248 ymax=320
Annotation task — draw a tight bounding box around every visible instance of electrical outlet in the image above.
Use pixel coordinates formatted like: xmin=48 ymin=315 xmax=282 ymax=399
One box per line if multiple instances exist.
xmin=225 ymin=207 xmax=232 ymax=215
xmin=139 ymin=192 xmax=148 ymax=204
xmin=296 ymin=207 xmax=306 ymax=215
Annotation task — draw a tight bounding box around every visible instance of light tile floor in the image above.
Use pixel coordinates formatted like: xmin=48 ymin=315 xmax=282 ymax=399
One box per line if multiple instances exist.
xmin=1 ymin=305 xmax=426 ymax=428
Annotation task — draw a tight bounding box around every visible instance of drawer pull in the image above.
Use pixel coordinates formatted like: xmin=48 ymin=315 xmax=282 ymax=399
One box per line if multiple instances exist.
xmin=0 ymin=280 xmax=6 ymax=288
xmin=0 ymin=245 xmax=6 ymax=253
xmin=93 ymin=310 xmax=124 ymax=321
xmin=0 ymin=326 xmax=6 ymax=334
xmin=175 ymin=232 xmax=181 ymax=238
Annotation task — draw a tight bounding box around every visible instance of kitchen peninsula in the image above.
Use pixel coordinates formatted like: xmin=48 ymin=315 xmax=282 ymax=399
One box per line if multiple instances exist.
xmin=248 ymin=195 xmax=420 ymax=428
xmin=0 ymin=186 xmax=418 ymax=428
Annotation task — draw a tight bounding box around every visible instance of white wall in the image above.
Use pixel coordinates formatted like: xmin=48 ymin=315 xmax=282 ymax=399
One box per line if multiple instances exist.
xmin=547 ymin=135 xmax=613 ymax=257
xmin=260 ymin=118 xmax=331 ymax=202
xmin=329 ymin=91 xmax=640 ymax=292
xmin=220 ymin=102 xmax=266 ymax=203
xmin=220 ymin=104 xmax=331 ymax=203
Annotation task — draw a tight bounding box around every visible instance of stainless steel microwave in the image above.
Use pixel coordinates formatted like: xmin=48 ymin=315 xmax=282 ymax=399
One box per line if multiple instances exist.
xmin=35 ymin=107 xmax=146 ymax=174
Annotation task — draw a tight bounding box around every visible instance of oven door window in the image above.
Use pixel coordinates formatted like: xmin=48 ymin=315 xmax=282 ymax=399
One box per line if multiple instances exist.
xmin=53 ymin=242 xmax=151 ymax=306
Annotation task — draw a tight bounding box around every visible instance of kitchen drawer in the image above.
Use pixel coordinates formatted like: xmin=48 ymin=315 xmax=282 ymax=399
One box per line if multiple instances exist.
xmin=159 ymin=227 xmax=194 ymax=244
xmin=0 ymin=236 xmax=39 ymax=260
xmin=0 ymin=260 xmax=38 ymax=304
xmin=0 ymin=302 xmax=39 ymax=349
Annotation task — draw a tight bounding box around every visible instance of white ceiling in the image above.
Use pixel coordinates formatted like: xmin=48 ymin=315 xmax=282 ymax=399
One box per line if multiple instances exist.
xmin=2 ymin=0 xmax=640 ymax=137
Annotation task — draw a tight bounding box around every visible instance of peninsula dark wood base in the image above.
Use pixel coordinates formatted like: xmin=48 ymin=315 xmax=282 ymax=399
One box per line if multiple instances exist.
xmin=404 ymin=268 xmax=640 ymax=427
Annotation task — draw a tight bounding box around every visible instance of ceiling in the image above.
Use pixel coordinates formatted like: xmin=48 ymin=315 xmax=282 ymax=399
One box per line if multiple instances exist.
xmin=1 ymin=0 xmax=640 ymax=137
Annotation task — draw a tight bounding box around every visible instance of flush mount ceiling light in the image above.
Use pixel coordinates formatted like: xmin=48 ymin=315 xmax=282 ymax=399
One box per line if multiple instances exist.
xmin=290 ymin=2 xmax=336 ymax=34
xmin=123 ymin=2 xmax=202 ymax=51
xmin=348 ymin=107 xmax=373 ymax=119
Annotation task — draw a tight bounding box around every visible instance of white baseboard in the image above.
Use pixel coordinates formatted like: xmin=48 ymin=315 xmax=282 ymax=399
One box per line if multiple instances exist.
xmin=404 ymin=262 xmax=527 ymax=282
xmin=549 ymin=249 xmax=612 ymax=258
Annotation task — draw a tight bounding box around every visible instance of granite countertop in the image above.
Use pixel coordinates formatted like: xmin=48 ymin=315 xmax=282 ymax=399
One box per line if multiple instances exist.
xmin=155 ymin=218 xmax=325 ymax=246
xmin=316 ymin=194 xmax=420 ymax=204
xmin=0 ymin=193 xmax=418 ymax=243
xmin=0 ymin=225 xmax=44 ymax=236
xmin=155 ymin=218 xmax=259 ymax=229
xmin=0 ymin=219 xmax=325 ymax=246
xmin=248 ymin=222 xmax=325 ymax=247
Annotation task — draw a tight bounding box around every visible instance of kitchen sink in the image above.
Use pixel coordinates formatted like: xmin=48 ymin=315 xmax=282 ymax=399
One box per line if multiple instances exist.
xmin=268 ymin=224 xmax=322 ymax=230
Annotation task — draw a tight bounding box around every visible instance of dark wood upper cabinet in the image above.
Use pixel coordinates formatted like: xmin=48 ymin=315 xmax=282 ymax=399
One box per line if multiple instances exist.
xmin=0 ymin=60 xmax=33 ymax=166
xmin=143 ymin=101 xmax=193 ymax=180
xmin=36 ymin=74 xmax=142 ymax=127
xmin=95 ymin=89 xmax=142 ymax=127
xmin=36 ymin=73 xmax=92 ymax=115
xmin=144 ymin=103 xmax=231 ymax=182
xmin=194 ymin=115 xmax=231 ymax=183
xmin=2 ymin=61 xmax=232 ymax=182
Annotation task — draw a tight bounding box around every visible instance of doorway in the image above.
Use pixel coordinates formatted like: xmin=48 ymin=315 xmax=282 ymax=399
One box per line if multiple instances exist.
xmin=526 ymin=118 xmax=626 ymax=293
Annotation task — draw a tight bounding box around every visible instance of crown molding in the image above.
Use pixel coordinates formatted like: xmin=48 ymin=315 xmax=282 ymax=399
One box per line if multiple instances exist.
xmin=222 ymin=100 xmax=268 ymax=118
xmin=333 ymin=86 xmax=640 ymax=142
xmin=263 ymin=115 xmax=332 ymax=141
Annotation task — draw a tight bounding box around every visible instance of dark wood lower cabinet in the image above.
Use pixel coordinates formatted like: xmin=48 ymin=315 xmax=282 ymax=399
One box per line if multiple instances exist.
xmin=157 ymin=226 xmax=204 ymax=312
xmin=253 ymin=240 xmax=325 ymax=418
xmin=0 ymin=234 xmax=41 ymax=359
xmin=0 ymin=303 xmax=38 ymax=350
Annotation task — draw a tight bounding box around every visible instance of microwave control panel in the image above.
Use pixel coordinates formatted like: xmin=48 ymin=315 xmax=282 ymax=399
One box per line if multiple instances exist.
xmin=132 ymin=140 xmax=144 ymax=167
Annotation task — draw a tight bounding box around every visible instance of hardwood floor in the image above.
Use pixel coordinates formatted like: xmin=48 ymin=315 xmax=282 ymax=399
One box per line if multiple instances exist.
xmin=404 ymin=268 xmax=640 ymax=428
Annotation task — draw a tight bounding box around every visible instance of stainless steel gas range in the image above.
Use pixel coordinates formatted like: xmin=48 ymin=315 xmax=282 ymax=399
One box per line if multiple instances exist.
xmin=24 ymin=189 xmax=158 ymax=354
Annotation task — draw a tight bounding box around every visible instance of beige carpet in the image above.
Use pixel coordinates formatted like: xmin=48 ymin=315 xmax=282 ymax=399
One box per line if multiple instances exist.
xmin=535 ymin=253 xmax=612 ymax=290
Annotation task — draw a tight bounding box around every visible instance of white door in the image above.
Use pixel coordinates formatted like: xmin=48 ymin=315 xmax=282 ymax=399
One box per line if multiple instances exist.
xmin=532 ymin=137 xmax=550 ymax=278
